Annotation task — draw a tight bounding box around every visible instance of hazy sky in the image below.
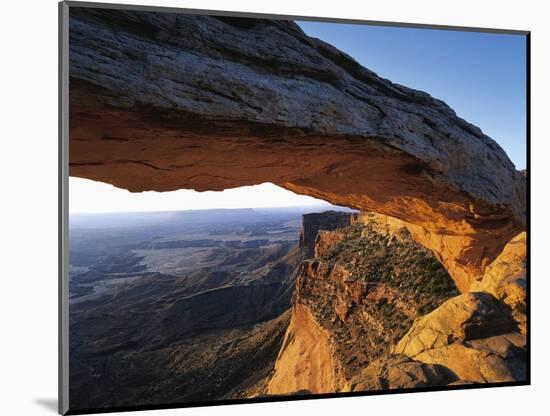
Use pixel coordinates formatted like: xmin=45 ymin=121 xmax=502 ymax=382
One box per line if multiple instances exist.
xmin=69 ymin=178 xmax=331 ymax=213
xmin=71 ymin=22 xmax=527 ymax=214
xmin=297 ymin=21 xmax=527 ymax=169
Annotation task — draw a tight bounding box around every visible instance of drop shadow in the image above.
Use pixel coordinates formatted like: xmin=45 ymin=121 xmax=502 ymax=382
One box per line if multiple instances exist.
xmin=34 ymin=398 xmax=58 ymax=413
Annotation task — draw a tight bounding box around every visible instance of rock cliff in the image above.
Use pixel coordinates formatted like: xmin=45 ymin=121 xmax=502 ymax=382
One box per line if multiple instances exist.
xmin=266 ymin=303 xmax=340 ymax=395
xmin=67 ymin=8 xmax=526 ymax=291
xmin=264 ymin=211 xmax=526 ymax=394
xmin=300 ymin=211 xmax=353 ymax=257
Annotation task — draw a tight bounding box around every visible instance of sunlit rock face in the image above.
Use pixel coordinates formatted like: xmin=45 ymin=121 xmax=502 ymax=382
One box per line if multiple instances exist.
xmin=263 ymin=212 xmax=526 ymax=394
xmin=264 ymin=214 xmax=461 ymax=394
xmin=394 ymin=292 xmax=526 ymax=383
xmin=470 ymin=232 xmax=527 ymax=333
xmin=266 ymin=302 xmax=341 ymax=395
xmin=68 ymin=8 xmax=526 ymax=291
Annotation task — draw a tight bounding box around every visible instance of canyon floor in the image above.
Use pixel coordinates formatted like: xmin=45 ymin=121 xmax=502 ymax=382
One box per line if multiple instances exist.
xmin=69 ymin=206 xmax=334 ymax=409
xmin=69 ymin=207 xmax=526 ymax=410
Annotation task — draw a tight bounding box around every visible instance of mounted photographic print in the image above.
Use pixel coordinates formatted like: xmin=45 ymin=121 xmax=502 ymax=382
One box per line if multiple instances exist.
xmin=59 ymin=1 xmax=530 ymax=414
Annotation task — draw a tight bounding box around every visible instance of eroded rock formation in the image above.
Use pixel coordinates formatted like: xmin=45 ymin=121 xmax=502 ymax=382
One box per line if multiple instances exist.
xmin=300 ymin=211 xmax=353 ymax=257
xmin=263 ymin=213 xmax=462 ymax=394
xmin=394 ymin=292 xmax=526 ymax=383
xmin=470 ymin=232 xmax=527 ymax=332
xmin=263 ymin=212 xmax=527 ymax=394
xmin=68 ymin=8 xmax=526 ymax=291
xmin=342 ymin=355 xmax=458 ymax=392
xmin=266 ymin=303 xmax=340 ymax=395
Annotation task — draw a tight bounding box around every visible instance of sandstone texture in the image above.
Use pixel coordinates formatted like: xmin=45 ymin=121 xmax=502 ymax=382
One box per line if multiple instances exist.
xmin=343 ymin=355 xmax=457 ymax=392
xmin=266 ymin=303 xmax=340 ymax=395
xmin=470 ymin=232 xmax=527 ymax=332
xmin=68 ymin=9 xmax=526 ymax=291
xmin=265 ymin=213 xmax=527 ymax=394
xmin=314 ymin=230 xmax=346 ymax=259
xmin=266 ymin=214 xmax=460 ymax=393
xmin=394 ymin=292 xmax=526 ymax=383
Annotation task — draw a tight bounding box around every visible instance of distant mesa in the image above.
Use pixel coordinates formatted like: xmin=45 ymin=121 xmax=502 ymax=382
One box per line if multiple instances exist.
xmin=299 ymin=211 xmax=354 ymax=257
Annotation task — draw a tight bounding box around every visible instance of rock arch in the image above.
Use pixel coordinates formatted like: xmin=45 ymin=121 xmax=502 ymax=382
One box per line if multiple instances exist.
xmin=68 ymin=8 xmax=526 ymax=292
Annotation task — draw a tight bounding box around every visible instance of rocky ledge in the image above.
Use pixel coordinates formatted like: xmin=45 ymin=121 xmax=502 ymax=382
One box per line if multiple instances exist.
xmin=262 ymin=212 xmax=526 ymax=394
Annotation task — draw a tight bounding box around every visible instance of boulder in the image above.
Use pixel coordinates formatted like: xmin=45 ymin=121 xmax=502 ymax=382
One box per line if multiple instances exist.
xmin=395 ymin=292 xmax=526 ymax=383
xmin=343 ymin=354 xmax=457 ymax=391
xmin=470 ymin=232 xmax=527 ymax=332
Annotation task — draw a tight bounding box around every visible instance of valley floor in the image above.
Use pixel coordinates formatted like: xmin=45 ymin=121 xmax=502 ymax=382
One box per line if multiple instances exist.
xmin=68 ymin=208 xmax=527 ymax=409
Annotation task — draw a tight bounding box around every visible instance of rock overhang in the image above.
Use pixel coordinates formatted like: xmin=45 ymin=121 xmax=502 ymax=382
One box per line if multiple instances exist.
xmin=67 ymin=8 xmax=526 ymax=292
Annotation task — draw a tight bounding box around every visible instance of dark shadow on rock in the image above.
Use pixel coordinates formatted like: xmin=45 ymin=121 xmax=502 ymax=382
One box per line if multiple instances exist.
xmin=34 ymin=398 xmax=57 ymax=413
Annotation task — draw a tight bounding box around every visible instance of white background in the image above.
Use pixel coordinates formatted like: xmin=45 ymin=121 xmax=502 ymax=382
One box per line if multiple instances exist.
xmin=1 ymin=0 xmax=547 ymax=415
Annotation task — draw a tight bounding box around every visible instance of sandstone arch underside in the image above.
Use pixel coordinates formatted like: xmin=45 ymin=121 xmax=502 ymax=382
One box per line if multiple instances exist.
xmin=68 ymin=8 xmax=526 ymax=292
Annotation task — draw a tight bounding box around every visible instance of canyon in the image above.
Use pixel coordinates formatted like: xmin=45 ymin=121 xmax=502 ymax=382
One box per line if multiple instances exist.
xmin=68 ymin=207 xmax=526 ymax=409
xmin=68 ymin=208 xmax=310 ymax=408
xmin=66 ymin=7 xmax=528 ymax=409
xmin=261 ymin=212 xmax=526 ymax=395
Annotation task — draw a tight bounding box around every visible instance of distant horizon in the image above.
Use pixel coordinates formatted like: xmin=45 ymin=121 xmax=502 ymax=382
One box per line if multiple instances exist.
xmin=69 ymin=177 xmax=341 ymax=214
xmin=69 ymin=204 xmax=351 ymax=216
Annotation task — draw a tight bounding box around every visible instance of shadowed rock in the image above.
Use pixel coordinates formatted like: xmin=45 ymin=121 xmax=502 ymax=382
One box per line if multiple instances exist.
xmin=343 ymin=355 xmax=458 ymax=391
xmin=394 ymin=292 xmax=526 ymax=383
xmin=68 ymin=8 xmax=526 ymax=290
xmin=299 ymin=211 xmax=353 ymax=257
xmin=470 ymin=232 xmax=527 ymax=332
